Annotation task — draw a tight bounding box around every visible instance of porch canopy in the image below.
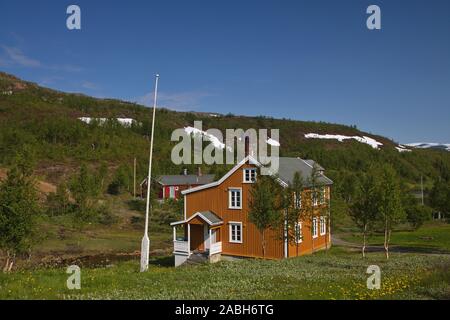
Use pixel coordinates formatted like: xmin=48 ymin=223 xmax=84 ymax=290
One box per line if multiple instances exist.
xmin=171 ymin=211 xmax=223 ymax=256
xmin=170 ymin=210 xmax=223 ymax=227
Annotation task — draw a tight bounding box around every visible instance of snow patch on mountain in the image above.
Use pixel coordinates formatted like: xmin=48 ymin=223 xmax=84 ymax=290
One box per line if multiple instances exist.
xmin=184 ymin=127 xmax=281 ymax=151
xmin=396 ymin=145 xmax=412 ymax=153
xmin=184 ymin=126 xmax=231 ymax=151
xmin=267 ymin=138 xmax=280 ymax=147
xmin=304 ymin=133 xmax=383 ymax=149
xmin=405 ymin=143 xmax=450 ymax=151
xmin=79 ymin=117 xmax=136 ymax=126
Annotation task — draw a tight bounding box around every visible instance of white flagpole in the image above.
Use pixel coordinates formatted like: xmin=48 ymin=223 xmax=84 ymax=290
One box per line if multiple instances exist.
xmin=140 ymin=74 xmax=159 ymax=272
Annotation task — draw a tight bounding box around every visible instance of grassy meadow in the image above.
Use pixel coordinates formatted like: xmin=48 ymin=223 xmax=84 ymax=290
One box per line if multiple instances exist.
xmin=341 ymin=222 xmax=450 ymax=254
xmin=0 ymin=247 xmax=448 ymax=300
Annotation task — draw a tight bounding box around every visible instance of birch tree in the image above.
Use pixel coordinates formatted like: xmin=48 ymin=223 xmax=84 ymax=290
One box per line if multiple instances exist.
xmin=349 ymin=171 xmax=378 ymax=257
xmin=376 ymin=164 xmax=405 ymax=260
xmin=305 ymin=164 xmax=324 ymax=253
xmin=249 ymin=175 xmax=282 ymax=258
xmin=0 ymin=150 xmax=39 ymax=272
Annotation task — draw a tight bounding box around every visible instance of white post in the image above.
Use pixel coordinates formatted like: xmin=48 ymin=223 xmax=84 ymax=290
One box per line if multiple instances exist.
xmin=133 ymin=157 xmax=136 ymax=199
xmin=209 ymin=228 xmax=212 ymax=256
xmin=140 ymin=74 xmax=160 ymax=272
xmin=173 ymin=226 xmax=177 ymax=242
xmin=187 ymin=224 xmax=191 ymax=256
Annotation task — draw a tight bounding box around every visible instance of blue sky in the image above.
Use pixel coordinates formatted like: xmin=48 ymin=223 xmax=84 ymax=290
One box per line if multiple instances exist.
xmin=1 ymin=0 xmax=449 ymax=143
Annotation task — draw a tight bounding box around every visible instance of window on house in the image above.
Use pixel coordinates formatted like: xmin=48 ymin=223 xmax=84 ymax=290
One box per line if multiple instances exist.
xmin=229 ymin=222 xmax=242 ymax=243
xmin=312 ymin=218 xmax=318 ymax=238
xmin=320 ymin=216 xmax=326 ymax=235
xmin=295 ymin=222 xmax=303 ymax=243
xmin=229 ymin=188 xmax=242 ymax=209
xmin=294 ymin=192 xmax=302 ymax=209
xmin=312 ymin=191 xmax=318 ymax=206
xmin=319 ymin=187 xmax=326 ymax=204
xmin=243 ymin=168 xmax=257 ymax=183
xmin=169 ymin=186 xmax=176 ymax=199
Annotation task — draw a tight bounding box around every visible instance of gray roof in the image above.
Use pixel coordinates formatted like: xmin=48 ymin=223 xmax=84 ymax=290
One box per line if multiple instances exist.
xmin=197 ymin=211 xmax=223 ymax=225
xmin=156 ymin=174 xmax=215 ymax=186
xmin=274 ymin=157 xmax=333 ymax=186
xmin=304 ymin=159 xmax=325 ymax=171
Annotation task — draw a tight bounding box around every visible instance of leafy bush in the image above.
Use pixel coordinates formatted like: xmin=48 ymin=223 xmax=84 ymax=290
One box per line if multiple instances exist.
xmin=407 ymin=205 xmax=433 ymax=230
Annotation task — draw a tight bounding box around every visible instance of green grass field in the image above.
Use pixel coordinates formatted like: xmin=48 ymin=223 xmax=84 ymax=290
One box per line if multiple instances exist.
xmin=341 ymin=222 xmax=450 ymax=253
xmin=1 ymin=247 xmax=448 ymax=300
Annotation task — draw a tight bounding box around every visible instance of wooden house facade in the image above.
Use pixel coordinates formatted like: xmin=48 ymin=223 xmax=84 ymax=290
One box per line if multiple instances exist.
xmin=170 ymin=156 xmax=333 ymax=266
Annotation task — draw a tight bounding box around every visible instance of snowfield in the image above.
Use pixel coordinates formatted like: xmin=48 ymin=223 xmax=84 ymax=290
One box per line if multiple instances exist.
xmin=184 ymin=127 xmax=281 ymax=151
xmin=78 ymin=117 xmax=136 ymax=126
xmin=184 ymin=126 xmax=231 ymax=151
xmin=267 ymin=138 xmax=281 ymax=147
xmin=304 ymin=133 xmax=383 ymax=149
xmin=405 ymin=143 xmax=450 ymax=151
xmin=395 ymin=145 xmax=412 ymax=153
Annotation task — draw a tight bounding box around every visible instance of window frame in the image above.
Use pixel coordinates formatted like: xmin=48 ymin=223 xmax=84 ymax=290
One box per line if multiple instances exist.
xmin=312 ymin=217 xmax=318 ymax=239
xmin=311 ymin=191 xmax=318 ymax=207
xmin=228 ymin=188 xmax=242 ymax=209
xmin=320 ymin=216 xmax=326 ymax=236
xmin=294 ymin=192 xmax=302 ymax=209
xmin=295 ymin=222 xmax=303 ymax=244
xmin=229 ymin=221 xmax=243 ymax=244
xmin=243 ymin=168 xmax=257 ymax=183
xmin=319 ymin=187 xmax=327 ymax=205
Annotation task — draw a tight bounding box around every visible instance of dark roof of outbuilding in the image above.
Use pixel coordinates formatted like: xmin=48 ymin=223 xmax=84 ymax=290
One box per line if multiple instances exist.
xmin=140 ymin=174 xmax=216 ymax=186
xmin=156 ymin=174 xmax=216 ymax=186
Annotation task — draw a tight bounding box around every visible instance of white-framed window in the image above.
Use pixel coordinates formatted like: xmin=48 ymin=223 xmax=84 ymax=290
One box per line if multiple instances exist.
xmin=319 ymin=187 xmax=327 ymax=204
xmin=312 ymin=218 xmax=318 ymax=238
xmin=229 ymin=222 xmax=243 ymax=243
xmin=294 ymin=192 xmax=302 ymax=209
xmin=320 ymin=216 xmax=326 ymax=235
xmin=169 ymin=186 xmax=176 ymax=198
xmin=295 ymin=222 xmax=303 ymax=243
xmin=312 ymin=190 xmax=318 ymax=206
xmin=243 ymin=168 xmax=257 ymax=183
xmin=229 ymin=188 xmax=242 ymax=209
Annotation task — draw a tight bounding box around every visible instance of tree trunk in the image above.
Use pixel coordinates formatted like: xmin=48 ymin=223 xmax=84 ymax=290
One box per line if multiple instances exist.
xmin=311 ymin=216 xmax=316 ymax=253
xmin=3 ymin=251 xmax=14 ymax=273
xmin=384 ymin=218 xmax=389 ymax=260
xmin=362 ymin=223 xmax=367 ymax=258
xmin=3 ymin=256 xmax=10 ymax=273
xmin=7 ymin=255 xmax=14 ymax=272
xmin=262 ymin=230 xmax=266 ymax=258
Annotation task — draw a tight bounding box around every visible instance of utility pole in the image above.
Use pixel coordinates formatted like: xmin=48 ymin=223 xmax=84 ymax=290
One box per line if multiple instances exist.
xmin=133 ymin=157 xmax=136 ymax=199
xmin=140 ymin=74 xmax=159 ymax=272
xmin=421 ymin=175 xmax=424 ymax=206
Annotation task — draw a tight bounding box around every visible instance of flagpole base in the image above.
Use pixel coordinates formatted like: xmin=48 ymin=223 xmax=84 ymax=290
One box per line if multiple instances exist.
xmin=140 ymin=234 xmax=150 ymax=272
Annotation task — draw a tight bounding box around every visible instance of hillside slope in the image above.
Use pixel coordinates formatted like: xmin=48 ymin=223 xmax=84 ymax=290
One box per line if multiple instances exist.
xmin=1 ymin=71 xmax=449 ymax=189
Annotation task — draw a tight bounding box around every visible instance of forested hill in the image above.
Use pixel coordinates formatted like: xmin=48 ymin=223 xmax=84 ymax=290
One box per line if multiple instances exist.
xmin=0 ymin=71 xmax=449 ymax=192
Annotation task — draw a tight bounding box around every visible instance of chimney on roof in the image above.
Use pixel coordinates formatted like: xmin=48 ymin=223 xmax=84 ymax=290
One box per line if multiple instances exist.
xmin=197 ymin=167 xmax=202 ymax=177
xmin=245 ymin=136 xmax=250 ymax=157
xmin=183 ymin=168 xmax=188 ymax=176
